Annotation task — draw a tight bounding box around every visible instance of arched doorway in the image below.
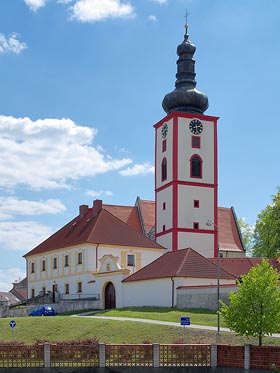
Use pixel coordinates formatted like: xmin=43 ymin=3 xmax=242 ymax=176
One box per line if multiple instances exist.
xmin=104 ymin=282 xmax=116 ymax=309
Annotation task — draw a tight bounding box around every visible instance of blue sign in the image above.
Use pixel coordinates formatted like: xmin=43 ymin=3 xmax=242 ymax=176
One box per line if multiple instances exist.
xmin=180 ymin=317 xmax=190 ymax=326
xmin=9 ymin=320 xmax=16 ymax=328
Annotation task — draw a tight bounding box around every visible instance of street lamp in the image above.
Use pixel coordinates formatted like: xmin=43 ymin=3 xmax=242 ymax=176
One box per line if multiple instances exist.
xmin=206 ymin=219 xmax=221 ymax=344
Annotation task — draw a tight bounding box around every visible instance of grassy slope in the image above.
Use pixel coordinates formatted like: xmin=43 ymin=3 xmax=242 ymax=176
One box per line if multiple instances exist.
xmin=92 ymin=307 xmax=221 ymax=327
xmin=0 ymin=307 xmax=279 ymax=346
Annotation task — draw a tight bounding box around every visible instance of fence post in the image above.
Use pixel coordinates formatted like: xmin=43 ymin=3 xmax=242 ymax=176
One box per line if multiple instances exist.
xmin=153 ymin=343 xmax=160 ymax=368
xmin=211 ymin=344 xmax=217 ymax=367
xmin=44 ymin=343 xmax=51 ymax=368
xmin=99 ymin=343 xmax=106 ymax=368
xmin=244 ymin=344 xmax=251 ymax=370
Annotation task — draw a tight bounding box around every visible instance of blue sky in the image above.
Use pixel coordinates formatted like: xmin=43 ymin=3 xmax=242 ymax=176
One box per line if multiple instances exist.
xmin=0 ymin=0 xmax=279 ymax=291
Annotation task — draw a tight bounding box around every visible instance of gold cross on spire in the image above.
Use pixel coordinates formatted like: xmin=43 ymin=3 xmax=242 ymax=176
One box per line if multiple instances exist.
xmin=185 ymin=11 xmax=189 ymax=29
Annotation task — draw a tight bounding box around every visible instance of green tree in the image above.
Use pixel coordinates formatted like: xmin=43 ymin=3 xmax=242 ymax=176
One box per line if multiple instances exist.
xmin=237 ymin=218 xmax=254 ymax=255
xmin=220 ymin=260 xmax=280 ymax=346
xmin=252 ymin=187 xmax=280 ymax=257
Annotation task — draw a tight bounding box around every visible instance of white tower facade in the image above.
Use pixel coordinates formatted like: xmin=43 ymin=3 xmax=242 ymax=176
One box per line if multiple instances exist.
xmin=155 ymin=112 xmax=218 ymax=257
xmin=155 ymin=24 xmax=219 ymax=257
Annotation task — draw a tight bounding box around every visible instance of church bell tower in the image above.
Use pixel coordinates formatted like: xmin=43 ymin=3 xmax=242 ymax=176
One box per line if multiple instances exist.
xmin=154 ymin=22 xmax=219 ymax=257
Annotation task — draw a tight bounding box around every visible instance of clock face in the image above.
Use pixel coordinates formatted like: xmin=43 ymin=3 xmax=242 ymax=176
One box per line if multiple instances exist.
xmin=189 ymin=119 xmax=203 ymax=135
xmin=161 ymin=123 xmax=168 ymax=138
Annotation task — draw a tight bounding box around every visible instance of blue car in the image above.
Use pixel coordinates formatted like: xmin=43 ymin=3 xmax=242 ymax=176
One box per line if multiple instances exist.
xmin=29 ymin=306 xmax=57 ymax=316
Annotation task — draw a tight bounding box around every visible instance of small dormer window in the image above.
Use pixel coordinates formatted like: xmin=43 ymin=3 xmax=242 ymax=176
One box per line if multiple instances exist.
xmin=106 ymin=263 xmax=111 ymax=272
xmin=127 ymin=254 xmax=135 ymax=266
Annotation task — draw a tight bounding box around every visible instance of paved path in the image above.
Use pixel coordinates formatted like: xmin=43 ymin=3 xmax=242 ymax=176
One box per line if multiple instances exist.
xmin=72 ymin=314 xmax=231 ymax=332
xmin=72 ymin=314 xmax=280 ymax=338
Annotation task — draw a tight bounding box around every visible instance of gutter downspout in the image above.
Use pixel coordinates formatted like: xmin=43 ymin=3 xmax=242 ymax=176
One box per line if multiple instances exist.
xmin=95 ymin=244 xmax=99 ymax=270
xmin=171 ymin=277 xmax=175 ymax=308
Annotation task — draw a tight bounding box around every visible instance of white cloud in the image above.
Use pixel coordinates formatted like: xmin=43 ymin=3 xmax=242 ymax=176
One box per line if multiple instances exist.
xmin=0 ymin=197 xmax=66 ymax=220
xmin=0 ymin=220 xmax=52 ymax=251
xmin=147 ymin=15 xmax=157 ymax=22
xmin=0 ymin=33 xmax=27 ymax=55
xmin=119 ymin=162 xmax=154 ymax=176
xmin=86 ymin=190 xmax=113 ymax=197
xmin=70 ymin=0 xmax=135 ymax=22
xmin=0 ymin=115 xmax=132 ymax=190
xmin=24 ymin=0 xmax=47 ymax=12
xmin=0 ymin=268 xmax=26 ymax=292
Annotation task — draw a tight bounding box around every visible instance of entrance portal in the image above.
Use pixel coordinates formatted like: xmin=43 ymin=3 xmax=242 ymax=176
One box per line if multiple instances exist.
xmin=105 ymin=282 xmax=116 ymax=309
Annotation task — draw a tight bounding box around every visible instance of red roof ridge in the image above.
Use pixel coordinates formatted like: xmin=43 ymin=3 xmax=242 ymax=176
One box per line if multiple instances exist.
xmin=103 ymin=203 xmax=133 ymax=209
xmin=176 ymin=247 xmax=192 ymax=275
xmin=84 ymin=207 xmax=104 ymax=243
xmin=101 ymin=208 xmax=149 ymax=236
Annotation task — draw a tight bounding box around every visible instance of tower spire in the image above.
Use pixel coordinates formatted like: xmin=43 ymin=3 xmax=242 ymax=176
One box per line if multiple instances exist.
xmin=162 ymin=20 xmax=209 ymax=114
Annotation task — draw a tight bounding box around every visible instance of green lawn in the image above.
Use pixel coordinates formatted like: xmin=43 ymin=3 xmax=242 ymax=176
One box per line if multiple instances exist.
xmin=0 ymin=307 xmax=279 ymax=346
xmin=91 ymin=307 xmax=223 ymax=327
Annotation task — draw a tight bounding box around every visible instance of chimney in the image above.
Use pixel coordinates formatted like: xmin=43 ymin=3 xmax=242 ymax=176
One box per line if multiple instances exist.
xmin=92 ymin=199 xmax=102 ymax=217
xmin=79 ymin=205 xmax=89 ymax=219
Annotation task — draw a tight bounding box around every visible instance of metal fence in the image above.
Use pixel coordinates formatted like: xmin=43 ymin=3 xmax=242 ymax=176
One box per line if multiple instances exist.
xmin=160 ymin=344 xmax=211 ymax=367
xmin=105 ymin=344 xmax=153 ymax=367
xmin=0 ymin=344 xmax=44 ymax=368
xmin=0 ymin=343 xmax=211 ymax=368
xmin=50 ymin=344 xmax=99 ymax=367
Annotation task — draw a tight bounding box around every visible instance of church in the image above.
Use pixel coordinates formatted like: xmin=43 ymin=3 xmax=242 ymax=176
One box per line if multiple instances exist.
xmin=24 ymin=23 xmax=248 ymax=311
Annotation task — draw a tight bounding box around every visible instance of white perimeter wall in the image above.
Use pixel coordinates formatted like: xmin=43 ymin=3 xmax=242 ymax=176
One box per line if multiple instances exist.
xmin=123 ymin=278 xmax=173 ymax=307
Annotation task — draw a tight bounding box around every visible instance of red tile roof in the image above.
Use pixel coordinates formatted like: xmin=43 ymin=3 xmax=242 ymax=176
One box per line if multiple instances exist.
xmin=0 ymin=292 xmax=20 ymax=305
xmin=24 ymin=208 xmax=164 ymax=257
xmin=218 ymin=207 xmax=244 ymax=252
xmin=103 ymin=204 xmax=142 ymax=233
xmin=137 ymin=199 xmax=155 ymax=235
xmin=123 ymin=248 xmax=236 ymax=282
xmin=210 ymin=257 xmax=280 ymax=278
xmin=24 ymin=198 xmax=244 ymax=258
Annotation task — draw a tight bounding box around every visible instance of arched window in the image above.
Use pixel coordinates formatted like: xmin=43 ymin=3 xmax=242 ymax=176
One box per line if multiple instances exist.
xmin=190 ymin=155 xmax=202 ymax=178
xmin=161 ymin=158 xmax=167 ymax=181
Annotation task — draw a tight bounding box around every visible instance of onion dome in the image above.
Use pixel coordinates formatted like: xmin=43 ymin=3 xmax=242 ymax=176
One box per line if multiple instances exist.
xmin=162 ymin=23 xmax=209 ymax=114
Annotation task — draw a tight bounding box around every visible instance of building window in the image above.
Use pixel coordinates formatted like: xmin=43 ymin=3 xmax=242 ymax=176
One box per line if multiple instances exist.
xmin=31 ymin=289 xmax=35 ymax=298
xmin=65 ymin=283 xmax=69 ymax=294
xmin=42 ymin=260 xmax=46 ymax=272
xmin=77 ymin=252 xmax=83 ymax=265
xmin=190 ymin=155 xmax=202 ymax=178
xmin=42 ymin=287 xmax=46 ymax=295
xmin=64 ymin=255 xmax=69 ymax=267
xmin=106 ymin=263 xmax=111 ymax=272
xmin=53 ymin=257 xmax=57 ymax=269
xmin=194 ymin=200 xmax=200 ymax=208
xmin=192 ymin=136 xmax=201 ymax=149
xmin=127 ymin=254 xmax=135 ymax=266
xmin=161 ymin=158 xmax=167 ymax=181
xmin=163 ymin=224 xmax=166 ymax=232
xmin=163 ymin=202 xmax=166 ymax=210
xmin=77 ymin=281 xmax=82 ymax=293
xmin=31 ymin=262 xmax=35 ymax=273
xmin=193 ymin=222 xmax=199 ymax=229
xmin=162 ymin=139 xmax=167 ymax=152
